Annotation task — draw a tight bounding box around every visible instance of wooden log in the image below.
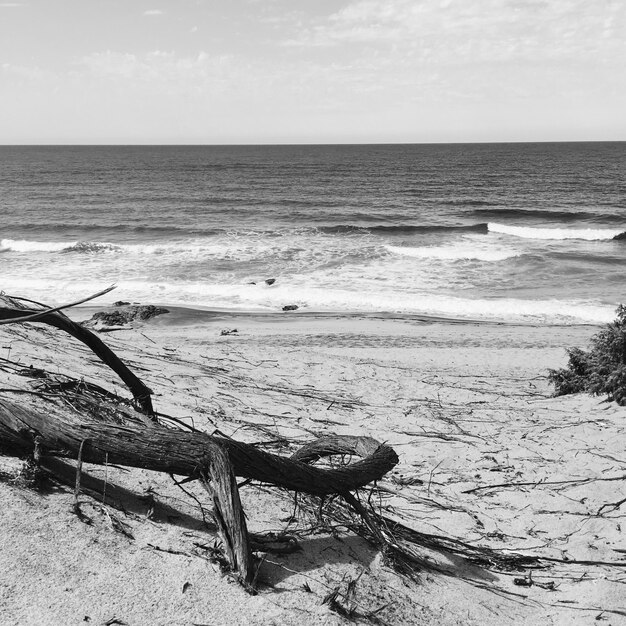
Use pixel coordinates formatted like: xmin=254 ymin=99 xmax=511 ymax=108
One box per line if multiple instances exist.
xmin=0 ymin=397 xmax=397 ymax=585
xmin=0 ymin=398 xmax=398 ymax=497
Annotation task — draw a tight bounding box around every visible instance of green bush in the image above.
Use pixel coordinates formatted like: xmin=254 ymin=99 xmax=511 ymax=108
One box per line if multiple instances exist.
xmin=548 ymin=305 xmax=626 ymax=405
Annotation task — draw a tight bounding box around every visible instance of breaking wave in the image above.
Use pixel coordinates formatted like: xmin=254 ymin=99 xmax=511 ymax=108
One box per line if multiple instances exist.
xmin=320 ymin=223 xmax=489 ymax=236
xmin=488 ymin=223 xmax=624 ymax=241
xmin=0 ymin=239 xmax=72 ymax=253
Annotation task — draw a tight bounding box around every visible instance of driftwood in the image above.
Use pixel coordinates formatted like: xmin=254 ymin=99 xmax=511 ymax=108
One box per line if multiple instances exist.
xmin=0 ymin=293 xmax=154 ymax=416
xmin=0 ymin=293 xmax=398 ymax=588
xmin=0 ymin=399 xmax=398 ymax=498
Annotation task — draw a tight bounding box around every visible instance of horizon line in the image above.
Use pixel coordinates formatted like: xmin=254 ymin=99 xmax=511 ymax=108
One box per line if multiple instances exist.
xmin=1 ymin=139 xmax=625 ymax=147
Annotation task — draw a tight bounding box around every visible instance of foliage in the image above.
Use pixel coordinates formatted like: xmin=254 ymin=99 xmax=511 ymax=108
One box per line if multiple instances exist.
xmin=548 ymin=305 xmax=626 ymax=405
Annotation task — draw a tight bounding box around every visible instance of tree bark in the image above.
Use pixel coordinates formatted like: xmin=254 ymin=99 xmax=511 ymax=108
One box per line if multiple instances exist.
xmin=200 ymin=443 xmax=255 ymax=588
xmin=0 ymin=398 xmax=398 ymax=497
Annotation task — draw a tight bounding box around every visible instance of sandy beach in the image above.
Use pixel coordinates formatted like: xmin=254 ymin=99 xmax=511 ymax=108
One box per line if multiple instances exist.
xmin=1 ymin=308 xmax=625 ymax=625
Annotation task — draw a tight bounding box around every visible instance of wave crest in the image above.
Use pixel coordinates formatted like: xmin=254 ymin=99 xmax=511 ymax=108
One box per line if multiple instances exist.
xmin=0 ymin=238 xmax=73 ymax=253
xmin=0 ymin=239 xmax=122 ymax=253
xmin=488 ymin=223 xmax=623 ymax=241
xmin=320 ymin=223 xmax=489 ymax=236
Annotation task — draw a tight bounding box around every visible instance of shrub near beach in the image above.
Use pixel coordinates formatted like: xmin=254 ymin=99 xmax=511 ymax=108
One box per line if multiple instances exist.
xmin=549 ymin=304 xmax=626 ymax=404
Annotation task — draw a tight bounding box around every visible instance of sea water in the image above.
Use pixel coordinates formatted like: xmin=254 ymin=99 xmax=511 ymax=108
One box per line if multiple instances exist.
xmin=1 ymin=143 xmax=624 ymax=324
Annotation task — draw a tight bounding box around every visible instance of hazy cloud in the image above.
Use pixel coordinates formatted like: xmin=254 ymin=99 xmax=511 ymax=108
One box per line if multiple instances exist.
xmin=143 ymin=9 xmax=164 ymax=16
xmin=284 ymin=0 xmax=626 ymax=64
xmin=77 ymin=50 xmax=238 ymax=92
xmin=1 ymin=62 xmax=52 ymax=81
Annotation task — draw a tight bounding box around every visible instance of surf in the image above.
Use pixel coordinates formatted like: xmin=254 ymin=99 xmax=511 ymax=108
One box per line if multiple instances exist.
xmin=384 ymin=244 xmax=519 ymax=262
xmin=488 ymin=223 xmax=623 ymax=241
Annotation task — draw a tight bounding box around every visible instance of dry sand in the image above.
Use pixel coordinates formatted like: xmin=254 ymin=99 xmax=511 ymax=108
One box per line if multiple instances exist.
xmin=0 ymin=308 xmax=625 ymax=625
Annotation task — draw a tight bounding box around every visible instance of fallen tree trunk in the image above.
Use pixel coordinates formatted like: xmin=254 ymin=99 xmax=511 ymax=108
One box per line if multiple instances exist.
xmin=0 ymin=395 xmax=397 ymax=588
xmin=0 ymin=398 xmax=397 ymax=497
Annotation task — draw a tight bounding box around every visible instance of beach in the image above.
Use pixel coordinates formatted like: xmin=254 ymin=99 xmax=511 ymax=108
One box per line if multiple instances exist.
xmin=1 ymin=308 xmax=624 ymax=625
xmin=1 ymin=139 xmax=625 ymax=626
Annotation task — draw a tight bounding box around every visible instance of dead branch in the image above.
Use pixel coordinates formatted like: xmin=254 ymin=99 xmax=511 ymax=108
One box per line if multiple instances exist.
xmin=0 ymin=397 xmax=398 ymax=496
xmin=0 ymin=294 xmax=154 ymax=416
xmin=0 ymin=286 xmax=116 ymax=325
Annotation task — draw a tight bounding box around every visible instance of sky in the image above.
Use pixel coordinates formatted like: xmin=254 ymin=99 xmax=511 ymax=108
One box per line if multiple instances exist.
xmin=0 ymin=0 xmax=625 ymax=144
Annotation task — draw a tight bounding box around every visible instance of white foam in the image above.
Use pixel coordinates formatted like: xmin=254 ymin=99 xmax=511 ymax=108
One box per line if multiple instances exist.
xmin=2 ymin=277 xmax=612 ymax=325
xmin=385 ymin=244 xmax=518 ymax=262
xmin=488 ymin=222 xmax=622 ymax=241
xmin=119 ymin=241 xmax=270 ymax=256
xmin=0 ymin=237 xmax=270 ymax=257
xmin=237 ymin=283 xmax=614 ymax=324
xmin=214 ymin=284 xmax=611 ymax=324
xmin=0 ymin=238 xmax=77 ymax=252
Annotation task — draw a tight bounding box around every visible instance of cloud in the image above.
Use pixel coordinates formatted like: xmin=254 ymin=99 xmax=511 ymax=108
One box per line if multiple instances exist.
xmin=76 ymin=50 xmax=237 ymax=92
xmin=283 ymin=0 xmax=626 ymax=65
xmin=268 ymin=0 xmax=626 ymax=124
xmin=143 ymin=9 xmax=163 ymax=16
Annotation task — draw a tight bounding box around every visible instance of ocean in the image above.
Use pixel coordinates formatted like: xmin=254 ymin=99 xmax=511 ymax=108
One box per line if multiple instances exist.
xmin=1 ymin=143 xmax=625 ymax=324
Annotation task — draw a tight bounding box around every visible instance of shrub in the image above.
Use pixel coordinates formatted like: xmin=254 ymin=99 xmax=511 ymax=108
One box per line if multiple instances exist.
xmin=548 ymin=304 xmax=626 ymax=405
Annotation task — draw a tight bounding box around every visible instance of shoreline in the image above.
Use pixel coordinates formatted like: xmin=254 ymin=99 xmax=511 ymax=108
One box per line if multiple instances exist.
xmin=66 ymin=302 xmax=606 ymax=330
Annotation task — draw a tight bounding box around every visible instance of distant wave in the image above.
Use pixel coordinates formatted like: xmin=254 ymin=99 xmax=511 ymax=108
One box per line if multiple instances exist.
xmin=0 ymin=237 xmax=270 ymax=257
xmin=9 ymin=223 xmax=223 ymax=236
xmin=320 ymin=223 xmax=489 ymax=236
xmin=385 ymin=244 xmax=518 ymax=262
xmin=472 ymin=208 xmax=625 ymax=223
xmin=0 ymin=238 xmax=72 ymax=253
xmin=4 ymin=221 xmax=498 ymax=240
xmin=2 ymin=221 xmax=492 ymax=239
xmin=445 ymin=199 xmax=500 ymax=207
xmin=1 ymin=238 xmax=120 ymax=253
xmin=488 ymin=223 xmax=623 ymax=241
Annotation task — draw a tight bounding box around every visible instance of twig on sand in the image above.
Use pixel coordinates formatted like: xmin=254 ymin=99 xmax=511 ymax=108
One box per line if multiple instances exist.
xmin=463 ymin=474 xmax=626 ymax=495
xmin=73 ymin=438 xmax=88 ymax=515
xmin=597 ymin=496 xmax=626 ymax=516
